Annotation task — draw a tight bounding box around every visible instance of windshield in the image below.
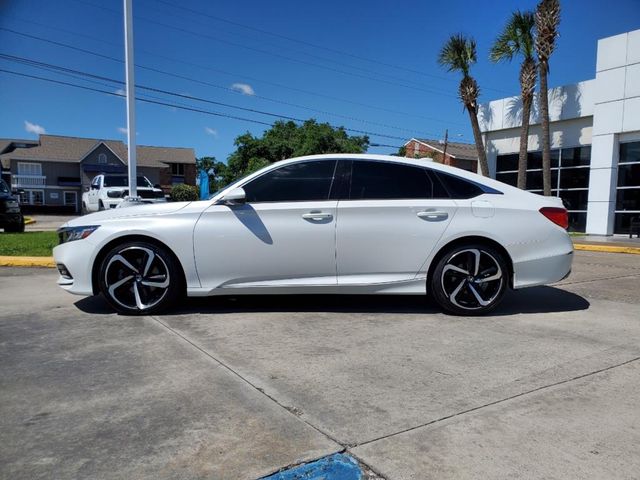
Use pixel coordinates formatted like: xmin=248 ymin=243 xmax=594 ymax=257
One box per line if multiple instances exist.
xmin=0 ymin=179 xmax=9 ymax=194
xmin=103 ymin=176 xmax=152 ymax=188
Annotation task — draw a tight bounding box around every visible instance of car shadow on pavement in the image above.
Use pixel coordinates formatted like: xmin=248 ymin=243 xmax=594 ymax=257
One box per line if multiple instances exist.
xmin=74 ymin=285 xmax=589 ymax=317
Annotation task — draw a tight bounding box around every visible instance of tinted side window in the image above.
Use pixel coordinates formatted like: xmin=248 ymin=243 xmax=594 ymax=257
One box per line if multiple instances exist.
xmin=244 ymin=160 xmax=337 ymax=203
xmin=349 ymin=161 xmax=435 ymax=200
xmin=434 ymin=171 xmax=484 ymax=199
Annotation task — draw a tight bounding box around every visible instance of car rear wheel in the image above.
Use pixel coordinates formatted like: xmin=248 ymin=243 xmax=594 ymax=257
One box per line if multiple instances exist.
xmin=98 ymin=200 xmax=105 ymax=211
xmin=98 ymin=241 xmax=182 ymax=315
xmin=431 ymin=244 xmax=508 ymax=315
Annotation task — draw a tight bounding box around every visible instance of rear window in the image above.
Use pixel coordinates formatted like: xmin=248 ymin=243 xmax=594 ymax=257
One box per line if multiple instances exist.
xmin=433 ymin=171 xmax=485 ymax=199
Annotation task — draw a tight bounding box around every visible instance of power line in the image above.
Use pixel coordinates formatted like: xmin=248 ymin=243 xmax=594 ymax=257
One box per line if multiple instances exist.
xmin=145 ymin=0 xmax=510 ymax=95
xmin=68 ymin=0 xmax=458 ymax=98
xmin=0 ymin=67 xmax=415 ymax=142
xmin=5 ymin=17 xmax=468 ymax=127
xmin=0 ymin=27 xmax=462 ymax=138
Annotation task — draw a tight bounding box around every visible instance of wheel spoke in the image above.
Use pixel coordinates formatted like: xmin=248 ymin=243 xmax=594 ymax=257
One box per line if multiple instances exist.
xmin=109 ymin=254 xmax=139 ymax=274
xmin=133 ymin=282 xmax=145 ymax=310
xmin=449 ymin=279 xmax=467 ymax=305
xmin=143 ymin=251 xmax=156 ymax=276
xmin=108 ymin=275 xmax=134 ymax=298
xmin=443 ymin=264 xmax=469 ymax=276
xmin=467 ymin=283 xmax=491 ymax=307
xmin=140 ymin=276 xmax=169 ymax=288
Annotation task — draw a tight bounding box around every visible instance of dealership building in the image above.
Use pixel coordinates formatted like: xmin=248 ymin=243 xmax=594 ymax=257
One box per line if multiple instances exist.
xmin=479 ymin=29 xmax=640 ymax=235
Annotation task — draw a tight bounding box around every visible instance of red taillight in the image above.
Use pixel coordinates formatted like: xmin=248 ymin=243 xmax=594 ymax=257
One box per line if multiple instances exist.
xmin=539 ymin=207 xmax=569 ymax=229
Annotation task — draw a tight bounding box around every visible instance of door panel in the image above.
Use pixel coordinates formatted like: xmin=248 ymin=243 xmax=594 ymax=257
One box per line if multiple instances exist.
xmin=336 ymin=199 xmax=457 ymax=284
xmin=193 ymin=201 xmax=338 ymax=289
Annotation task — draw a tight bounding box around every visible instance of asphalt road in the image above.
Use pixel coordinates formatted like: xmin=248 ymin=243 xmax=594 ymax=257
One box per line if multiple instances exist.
xmin=1 ymin=251 xmax=639 ymax=479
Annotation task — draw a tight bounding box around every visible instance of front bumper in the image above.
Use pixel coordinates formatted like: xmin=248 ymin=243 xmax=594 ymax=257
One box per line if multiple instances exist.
xmin=52 ymin=238 xmax=98 ymax=296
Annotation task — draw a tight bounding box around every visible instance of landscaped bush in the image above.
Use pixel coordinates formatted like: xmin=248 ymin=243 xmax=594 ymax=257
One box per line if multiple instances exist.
xmin=170 ymin=184 xmax=199 ymax=202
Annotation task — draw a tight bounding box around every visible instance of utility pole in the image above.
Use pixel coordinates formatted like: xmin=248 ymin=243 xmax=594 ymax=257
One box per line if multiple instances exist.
xmin=123 ymin=0 xmax=138 ymax=201
xmin=441 ymin=129 xmax=448 ymax=163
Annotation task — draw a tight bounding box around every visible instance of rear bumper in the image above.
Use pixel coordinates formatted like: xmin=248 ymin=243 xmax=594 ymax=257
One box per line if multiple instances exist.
xmin=513 ymin=250 xmax=573 ymax=289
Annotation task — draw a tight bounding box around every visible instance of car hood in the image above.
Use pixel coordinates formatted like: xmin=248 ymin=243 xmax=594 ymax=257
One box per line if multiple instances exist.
xmin=64 ymin=201 xmax=192 ymax=226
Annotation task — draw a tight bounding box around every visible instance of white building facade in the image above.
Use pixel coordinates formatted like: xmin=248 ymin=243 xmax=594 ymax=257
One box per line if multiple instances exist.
xmin=479 ymin=29 xmax=640 ymax=235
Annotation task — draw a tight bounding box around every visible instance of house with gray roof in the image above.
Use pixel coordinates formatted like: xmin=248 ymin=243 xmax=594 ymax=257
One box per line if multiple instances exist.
xmin=403 ymin=138 xmax=478 ymax=172
xmin=0 ymin=134 xmax=196 ymax=212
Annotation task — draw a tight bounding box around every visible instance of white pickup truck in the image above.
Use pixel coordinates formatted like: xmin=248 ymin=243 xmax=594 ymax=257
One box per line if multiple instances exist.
xmin=82 ymin=174 xmax=166 ymax=213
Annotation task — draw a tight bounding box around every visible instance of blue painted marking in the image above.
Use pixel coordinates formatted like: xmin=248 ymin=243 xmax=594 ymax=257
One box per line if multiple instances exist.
xmin=261 ymin=453 xmax=363 ymax=480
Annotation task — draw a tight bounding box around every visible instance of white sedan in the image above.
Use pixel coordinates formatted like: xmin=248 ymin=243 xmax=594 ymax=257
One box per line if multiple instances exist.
xmin=54 ymin=154 xmax=573 ymax=315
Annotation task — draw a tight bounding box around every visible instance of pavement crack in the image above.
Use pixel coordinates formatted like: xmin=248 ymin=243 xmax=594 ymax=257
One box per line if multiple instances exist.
xmin=149 ymin=315 xmax=344 ymax=447
xmin=352 ymin=355 xmax=640 ymax=449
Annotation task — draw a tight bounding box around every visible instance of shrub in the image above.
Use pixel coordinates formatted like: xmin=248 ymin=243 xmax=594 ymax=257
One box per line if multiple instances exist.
xmin=170 ymin=184 xmax=199 ymax=202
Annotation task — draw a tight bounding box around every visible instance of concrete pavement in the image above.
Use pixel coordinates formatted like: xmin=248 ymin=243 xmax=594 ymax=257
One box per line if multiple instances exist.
xmin=1 ymin=251 xmax=639 ymax=479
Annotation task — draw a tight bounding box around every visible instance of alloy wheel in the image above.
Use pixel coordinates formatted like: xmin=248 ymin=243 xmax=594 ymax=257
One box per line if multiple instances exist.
xmin=104 ymin=246 xmax=170 ymax=311
xmin=440 ymin=248 xmax=503 ymax=311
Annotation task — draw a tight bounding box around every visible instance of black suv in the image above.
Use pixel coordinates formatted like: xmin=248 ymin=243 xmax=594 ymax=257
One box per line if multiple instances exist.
xmin=0 ymin=179 xmax=24 ymax=232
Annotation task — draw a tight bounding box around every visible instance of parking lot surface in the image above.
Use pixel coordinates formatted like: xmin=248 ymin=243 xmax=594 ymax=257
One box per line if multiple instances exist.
xmin=1 ymin=250 xmax=639 ymax=479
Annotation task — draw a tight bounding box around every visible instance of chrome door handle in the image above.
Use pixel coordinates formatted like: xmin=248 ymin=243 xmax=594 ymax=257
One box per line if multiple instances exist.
xmin=417 ymin=210 xmax=448 ymax=220
xmin=302 ymin=212 xmax=333 ymax=220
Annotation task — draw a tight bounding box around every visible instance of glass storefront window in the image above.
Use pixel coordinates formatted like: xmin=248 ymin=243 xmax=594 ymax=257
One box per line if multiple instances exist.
xmin=615 ymin=141 xmax=640 ymax=234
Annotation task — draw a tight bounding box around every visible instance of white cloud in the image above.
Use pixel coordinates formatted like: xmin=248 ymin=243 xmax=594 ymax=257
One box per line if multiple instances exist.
xmin=230 ymin=83 xmax=255 ymax=96
xmin=204 ymin=127 xmax=218 ymax=137
xmin=115 ymin=88 xmax=126 ymax=96
xmin=117 ymin=127 xmax=128 ymax=134
xmin=24 ymin=120 xmax=46 ymax=135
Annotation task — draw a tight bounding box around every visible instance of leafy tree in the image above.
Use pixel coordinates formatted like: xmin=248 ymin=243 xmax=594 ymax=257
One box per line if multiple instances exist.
xmin=223 ymin=119 xmax=369 ymax=184
xmin=197 ymin=156 xmax=228 ymax=193
xmin=438 ymin=35 xmax=489 ymax=176
xmin=491 ymin=10 xmax=536 ymax=190
xmin=535 ymin=0 xmax=561 ymax=196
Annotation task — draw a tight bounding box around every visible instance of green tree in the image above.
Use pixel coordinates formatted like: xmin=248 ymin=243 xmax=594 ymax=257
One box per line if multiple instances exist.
xmin=438 ymin=34 xmax=489 ymax=176
xmin=535 ymin=0 xmax=561 ymax=196
xmin=224 ymin=119 xmax=369 ymax=184
xmin=170 ymin=183 xmax=199 ymax=202
xmin=491 ymin=10 xmax=536 ymax=190
xmin=197 ymin=156 xmax=228 ymax=193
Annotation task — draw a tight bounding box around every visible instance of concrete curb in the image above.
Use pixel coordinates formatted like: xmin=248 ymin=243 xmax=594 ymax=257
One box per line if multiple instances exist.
xmin=573 ymin=243 xmax=640 ymax=255
xmin=24 ymin=217 xmax=36 ymax=225
xmin=0 ymin=256 xmax=56 ymax=267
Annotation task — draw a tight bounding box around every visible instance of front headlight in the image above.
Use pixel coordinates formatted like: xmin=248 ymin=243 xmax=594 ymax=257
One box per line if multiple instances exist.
xmin=6 ymin=200 xmax=18 ymax=208
xmin=57 ymin=225 xmax=99 ymax=244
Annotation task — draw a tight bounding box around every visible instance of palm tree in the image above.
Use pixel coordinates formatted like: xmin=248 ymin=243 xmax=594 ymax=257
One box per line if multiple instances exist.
xmin=535 ymin=0 xmax=561 ymax=196
xmin=438 ymin=34 xmax=489 ymax=177
xmin=490 ymin=11 xmax=536 ymax=190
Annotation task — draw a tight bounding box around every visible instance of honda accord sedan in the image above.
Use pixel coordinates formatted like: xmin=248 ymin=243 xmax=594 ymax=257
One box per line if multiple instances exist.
xmin=54 ymin=154 xmax=573 ymax=315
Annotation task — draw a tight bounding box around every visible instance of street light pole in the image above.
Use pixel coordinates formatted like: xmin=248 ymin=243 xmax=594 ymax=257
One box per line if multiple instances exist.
xmin=123 ymin=0 xmax=138 ymax=200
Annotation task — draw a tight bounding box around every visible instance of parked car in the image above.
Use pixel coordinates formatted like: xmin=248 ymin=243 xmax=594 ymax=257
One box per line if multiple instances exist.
xmin=54 ymin=154 xmax=573 ymax=315
xmin=81 ymin=174 xmax=166 ymax=213
xmin=0 ymin=179 xmax=24 ymax=232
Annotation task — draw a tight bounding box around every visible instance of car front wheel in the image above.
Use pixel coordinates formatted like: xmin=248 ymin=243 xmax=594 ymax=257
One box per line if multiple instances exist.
xmin=98 ymin=241 xmax=182 ymax=315
xmin=431 ymin=244 xmax=508 ymax=315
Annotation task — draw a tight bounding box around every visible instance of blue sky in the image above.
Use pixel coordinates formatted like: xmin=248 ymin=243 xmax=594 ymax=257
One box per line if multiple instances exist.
xmin=1 ymin=0 xmax=639 ymax=161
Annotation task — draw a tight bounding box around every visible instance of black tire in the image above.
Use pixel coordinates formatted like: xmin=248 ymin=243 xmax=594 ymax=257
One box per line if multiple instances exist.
xmin=81 ymin=202 xmax=88 ymax=215
xmin=430 ymin=243 xmax=509 ymax=316
xmin=4 ymin=216 xmax=25 ymax=233
xmin=98 ymin=241 xmax=183 ymax=315
xmin=98 ymin=200 xmax=105 ymax=211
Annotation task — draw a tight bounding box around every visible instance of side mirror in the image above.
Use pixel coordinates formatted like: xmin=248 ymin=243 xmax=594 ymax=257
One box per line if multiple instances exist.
xmin=219 ymin=187 xmax=246 ymax=205
xmin=154 ymin=184 xmax=162 ymax=189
